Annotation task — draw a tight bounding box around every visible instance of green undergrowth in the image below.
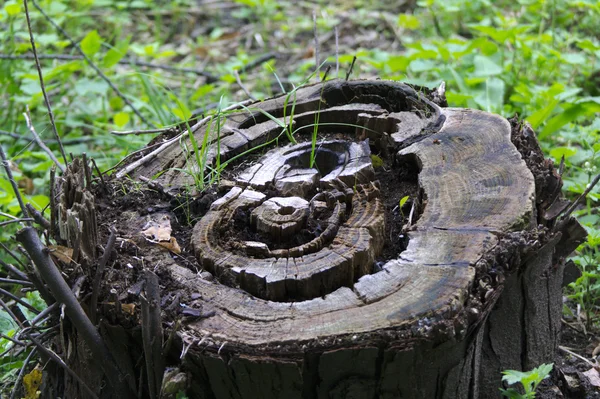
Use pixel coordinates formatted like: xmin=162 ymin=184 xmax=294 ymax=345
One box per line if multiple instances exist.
xmin=1 ymin=0 xmax=599 ymax=394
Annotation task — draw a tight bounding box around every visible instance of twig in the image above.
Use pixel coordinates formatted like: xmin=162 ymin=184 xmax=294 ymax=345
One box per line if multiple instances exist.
xmin=345 ymin=55 xmax=357 ymax=81
xmin=23 ymin=108 xmax=65 ymax=173
xmin=0 ymin=258 xmax=28 ymax=280
xmin=233 ymin=70 xmax=257 ymax=101
xmin=90 ymin=227 xmax=116 ymax=324
xmin=24 ymin=204 xmax=50 ymax=230
xmin=322 ymin=65 xmax=331 ymax=82
xmin=313 ymin=10 xmax=320 ymax=81
xmin=559 ymin=346 xmax=597 ymax=367
xmin=91 ymin=158 xmax=106 ymax=188
xmin=555 ymin=172 xmax=600 ymax=232
xmin=23 ymin=0 xmax=68 ymax=167
xmin=0 ymin=144 xmax=30 ymax=221
xmin=0 ymin=277 xmax=32 ymax=286
xmin=111 ymin=127 xmax=177 ymax=136
xmin=0 ymin=129 xmax=94 ymax=145
xmin=0 ymin=296 xmax=25 ymax=328
xmin=0 ymin=218 xmax=34 ymax=227
xmin=9 ymin=347 xmax=37 ymax=399
xmin=15 ymin=226 xmax=134 ymax=396
xmin=30 ymin=0 xmax=150 ymax=126
xmin=0 ymin=286 xmax=41 ymax=314
xmin=0 ymin=53 xmax=218 ymax=82
xmin=115 ymin=100 xmax=253 ymax=178
xmin=334 ymin=26 xmax=339 ymax=78
xmin=1 ymin=334 xmax=26 ymax=346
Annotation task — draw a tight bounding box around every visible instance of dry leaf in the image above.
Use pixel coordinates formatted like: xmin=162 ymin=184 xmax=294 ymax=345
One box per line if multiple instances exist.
xmin=23 ymin=366 xmax=42 ymax=399
xmin=18 ymin=177 xmax=35 ymax=195
xmin=157 ymin=237 xmax=181 ymax=254
xmin=141 ymin=215 xmax=172 ymax=241
xmin=48 ymin=245 xmax=74 ymax=264
xmin=120 ymin=303 xmax=136 ymax=315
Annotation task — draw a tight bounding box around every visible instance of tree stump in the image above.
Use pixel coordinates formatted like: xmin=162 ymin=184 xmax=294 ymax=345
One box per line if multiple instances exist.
xmin=53 ymin=80 xmax=586 ymax=398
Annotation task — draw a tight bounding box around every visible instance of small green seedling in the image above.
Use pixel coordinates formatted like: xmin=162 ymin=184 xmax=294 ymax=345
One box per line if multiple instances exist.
xmin=399 ymin=195 xmax=409 ymax=218
xmin=500 ymin=363 xmax=553 ymax=399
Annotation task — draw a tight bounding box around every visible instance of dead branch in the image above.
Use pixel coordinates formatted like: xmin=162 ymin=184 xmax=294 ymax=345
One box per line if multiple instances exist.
xmin=140 ymin=270 xmax=164 ymax=399
xmin=0 ymin=144 xmax=30 ymax=221
xmin=15 ymin=226 xmax=134 ymax=396
xmin=23 ymin=0 xmax=68 ymax=166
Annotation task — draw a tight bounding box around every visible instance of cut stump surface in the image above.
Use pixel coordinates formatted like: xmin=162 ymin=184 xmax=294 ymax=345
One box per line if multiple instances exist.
xmin=107 ymin=79 xmax=584 ymax=398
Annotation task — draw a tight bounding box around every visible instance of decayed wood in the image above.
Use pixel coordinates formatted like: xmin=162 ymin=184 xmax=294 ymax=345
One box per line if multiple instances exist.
xmin=101 ymin=79 xmax=583 ymax=398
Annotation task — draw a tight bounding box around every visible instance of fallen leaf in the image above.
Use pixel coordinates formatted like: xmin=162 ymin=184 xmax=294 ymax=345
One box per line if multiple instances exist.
xmin=141 ymin=215 xmax=172 ymax=241
xmin=157 ymin=237 xmax=181 ymax=254
xmin=48 ymin=245 xmax=74 ymax=264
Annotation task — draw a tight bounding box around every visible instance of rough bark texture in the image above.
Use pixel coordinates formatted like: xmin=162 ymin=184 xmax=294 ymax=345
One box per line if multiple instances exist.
xmin=48 ymin=80 xmax=586 ymax=398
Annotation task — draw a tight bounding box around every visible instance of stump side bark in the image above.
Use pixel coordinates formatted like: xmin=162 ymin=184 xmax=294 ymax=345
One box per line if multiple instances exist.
xmin=50 ymin=80 xmax=586 ymax=398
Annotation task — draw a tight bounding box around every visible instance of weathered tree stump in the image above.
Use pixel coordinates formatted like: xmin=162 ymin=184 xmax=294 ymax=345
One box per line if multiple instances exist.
xmin=51 ymin=80 xmax=586 ymax=398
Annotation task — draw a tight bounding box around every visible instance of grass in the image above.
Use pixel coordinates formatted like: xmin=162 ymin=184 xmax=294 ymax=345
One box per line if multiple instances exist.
xmin=0 ymin=0 xmax=599 ymax=394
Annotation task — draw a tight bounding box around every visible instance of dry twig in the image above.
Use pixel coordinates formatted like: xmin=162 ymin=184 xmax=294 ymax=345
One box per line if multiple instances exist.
xmin=23 ymin=0 xmax=68 ymax=166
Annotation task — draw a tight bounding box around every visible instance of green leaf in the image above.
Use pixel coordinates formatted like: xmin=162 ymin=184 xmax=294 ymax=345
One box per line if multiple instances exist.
xmin=4 ymin=3 xmax=20 ymax=16
xmin=399 ymin=195 xmax=409 ymax=208
xmin=527 ymin=99 xmax=559 ymax=129
xmin=103 ymin=37 xmax=130 ymax=68
xmin=549 ymin=146 xmax=577 ymax=160
xmin=114 ymin=112 xmax=130 ymax=128
xmin=539 ymin=102 xmax=600 ymax=139
xmin=80 ymin=30 xmax=102 ymax=57
xmin=398 ymin=13 xmax=420 ymax=30
xmin=473 ymin=55 xmax=502 ymax=77
xmin=370 ymin=154 xmax=384 ymax=168
xmin=474 ymin=77 xmax=505 ymax=112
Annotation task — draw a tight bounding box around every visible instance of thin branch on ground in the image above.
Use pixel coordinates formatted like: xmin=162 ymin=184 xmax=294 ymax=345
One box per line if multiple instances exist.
xmin=0 ymin=143 xmax=30 ymax=221
xmin=234 ymin=70 xmax=257 ymax=101
xmin=9 ymin=347 xmax=37 ymax=399
xmin=23 ymin=107 xmax=66 ymax=173
xmin=30 ymin=0 xmax=151 ymax=126
xmin=110 ymin=126 xmax=178 ymax=136
xmin=23 ymin=0 xmax=68 ymax=167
